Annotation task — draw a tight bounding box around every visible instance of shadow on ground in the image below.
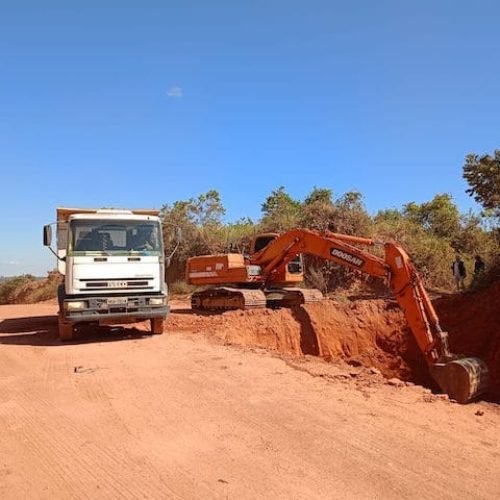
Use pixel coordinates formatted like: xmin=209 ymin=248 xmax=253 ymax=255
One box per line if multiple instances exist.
xmin=172 ymin=308 xmax=232 ymax=316
xmin=290 ymin=307 xmax=320 ymax=356
xmin=0 ymin=315 xmax=154 ymax=346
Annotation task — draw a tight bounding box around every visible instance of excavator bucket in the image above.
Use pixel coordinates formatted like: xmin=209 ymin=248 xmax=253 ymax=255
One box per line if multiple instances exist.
xmin=430 ymin=357 xmax=489 ymax=404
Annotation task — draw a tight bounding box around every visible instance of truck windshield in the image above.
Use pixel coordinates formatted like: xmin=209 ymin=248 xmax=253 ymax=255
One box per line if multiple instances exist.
xmin=69 ymin=220 xmax=162 ymax=255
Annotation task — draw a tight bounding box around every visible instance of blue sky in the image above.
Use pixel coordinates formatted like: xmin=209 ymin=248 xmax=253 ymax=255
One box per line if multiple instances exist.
xmin=1 ymin=1 xmax=499 ymax=275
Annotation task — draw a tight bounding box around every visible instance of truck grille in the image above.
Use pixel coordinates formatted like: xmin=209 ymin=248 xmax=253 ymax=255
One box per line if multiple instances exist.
xmin=79 ymin=277 xmax=154 ymax=291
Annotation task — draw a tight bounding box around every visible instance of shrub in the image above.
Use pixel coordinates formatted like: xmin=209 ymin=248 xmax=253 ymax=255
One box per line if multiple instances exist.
xmin=0 ymin=271 xmax=61 ymax=304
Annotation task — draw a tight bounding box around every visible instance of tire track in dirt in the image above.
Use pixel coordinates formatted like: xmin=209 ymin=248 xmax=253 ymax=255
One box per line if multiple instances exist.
xmin=116 ymin=336 xmax=496 ymax=500
xmin=9 ymin=386 xmax=182 ymax=500
xmin=0 ymin=339 xmax=184 ymax=500
xmin=70 ymin=360 xmax=209 ymax=499
xmin=89 ymin=339 xmax=235 ymax=500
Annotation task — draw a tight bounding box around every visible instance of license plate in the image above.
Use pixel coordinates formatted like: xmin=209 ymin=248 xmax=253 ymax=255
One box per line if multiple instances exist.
xmin=107 ymin=297 xmax=128 ymax=306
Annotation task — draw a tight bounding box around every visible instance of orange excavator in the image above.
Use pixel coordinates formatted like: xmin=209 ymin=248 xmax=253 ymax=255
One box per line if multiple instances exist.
xmin=186 ymin=229 xmax=489 ymax=403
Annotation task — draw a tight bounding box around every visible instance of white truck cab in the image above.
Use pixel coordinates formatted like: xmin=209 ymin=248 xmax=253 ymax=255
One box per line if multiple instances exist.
xmin=44 ymin=207 xmax=169 ymax=340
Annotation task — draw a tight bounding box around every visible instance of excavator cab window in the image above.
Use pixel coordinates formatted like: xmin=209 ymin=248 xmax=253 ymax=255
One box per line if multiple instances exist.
xmin=287 ymin=255 xmax=303 ymax=274
xmin=253 ymin=235 xmax=278 ymax=253
xmin=253 ymin=234 xmax=303 ymax=274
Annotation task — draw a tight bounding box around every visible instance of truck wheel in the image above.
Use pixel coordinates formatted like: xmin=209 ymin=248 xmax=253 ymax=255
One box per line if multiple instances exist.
xmin=151 ymin=317 xmax=164 ymax=335
xmin=58 ymin=314 xmax=74 ymax=341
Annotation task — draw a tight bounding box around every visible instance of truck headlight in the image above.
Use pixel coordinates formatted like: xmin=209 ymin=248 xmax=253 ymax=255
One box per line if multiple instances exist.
xmin=149 ymin=297 xmax=165 ymax=306
xmin=65 ymin=301 xmax=87 ymax=311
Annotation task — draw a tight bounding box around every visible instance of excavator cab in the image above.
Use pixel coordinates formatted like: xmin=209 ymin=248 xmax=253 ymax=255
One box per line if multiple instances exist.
xmin=251 ymin=233 xmax=304 ymax=283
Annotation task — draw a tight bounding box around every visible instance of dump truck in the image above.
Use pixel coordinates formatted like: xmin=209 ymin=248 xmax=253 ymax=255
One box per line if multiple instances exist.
xmin=44 ymin=207 xmax=169 ymax=340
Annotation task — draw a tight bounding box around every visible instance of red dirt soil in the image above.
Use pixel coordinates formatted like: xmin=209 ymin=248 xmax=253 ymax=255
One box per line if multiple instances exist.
xmin=169 ymin=301 xmax=421 ymax=382
xmin=435 ymin=281 xmax=500 ymax=401
xmin=169 ymin=281 xmax=500 ymax=400
xmin=2 ymin=303 xmax=500 ymax=499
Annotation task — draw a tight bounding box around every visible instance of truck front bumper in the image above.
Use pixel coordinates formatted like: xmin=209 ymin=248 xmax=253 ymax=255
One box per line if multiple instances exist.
xmin=63 ymin=294 xmax=169 ymax=323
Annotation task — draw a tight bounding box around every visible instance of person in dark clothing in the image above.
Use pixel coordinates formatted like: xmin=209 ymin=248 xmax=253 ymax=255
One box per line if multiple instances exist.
xmin=451 ymin=255 xmax=466 ymax=290
xmin=474 ymin=255 xmax=486 ymax=275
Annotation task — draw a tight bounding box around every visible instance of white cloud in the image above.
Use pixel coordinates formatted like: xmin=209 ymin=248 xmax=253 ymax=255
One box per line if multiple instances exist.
xmin=167 ymin=86 xmax=183 ymax=98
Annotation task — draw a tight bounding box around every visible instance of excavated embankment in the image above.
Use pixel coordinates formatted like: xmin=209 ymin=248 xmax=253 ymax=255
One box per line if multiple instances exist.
xmin=168 ymin=300 xmax=424 ymax=382
xmin=167 ymin=281 xmax=500 ymax=400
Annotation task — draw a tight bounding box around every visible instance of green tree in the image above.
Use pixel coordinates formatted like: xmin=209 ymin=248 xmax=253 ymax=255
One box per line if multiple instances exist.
xmin=453 ymin=212 xmax=496 ymax=257
xmin=303 ymin=187 xmax=333 ymax=206
xmin=403 ymin=194 xmax=461 ymax=240
xmin=301 ymin=189 xmax=372 ymax=292
xmin=300 ymin=187 xmax=335 ymax=232
xmin=160 ymin=190 xmax=226 ymax=281
xmin=332 ymin=191 xmax=371 ymax=236
xmin=261 ymin=186 xmax=301 ymax=231
xmin=463 ymin=151 xmax=500 ymax=217
xmin=375 ymin=195 xmax=500 ymax=289
xmin=190 ymin=189 xmax=226 ymax=226
xmin=224 ymin=217 xmax=256 ymax=253
xmin=374 ymin=208 xmax=404 ymax=226
xmin=374 ymin=213 xmax=457 ymax=289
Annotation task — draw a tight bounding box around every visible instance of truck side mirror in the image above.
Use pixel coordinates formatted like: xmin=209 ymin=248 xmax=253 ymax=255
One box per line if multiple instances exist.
xmin=43 ymin=225 xmax=52 ymax=246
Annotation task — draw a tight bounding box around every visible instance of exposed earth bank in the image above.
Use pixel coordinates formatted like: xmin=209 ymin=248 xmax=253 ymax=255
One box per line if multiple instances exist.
xmin=169 ymin=281 xmax=500 ymax=401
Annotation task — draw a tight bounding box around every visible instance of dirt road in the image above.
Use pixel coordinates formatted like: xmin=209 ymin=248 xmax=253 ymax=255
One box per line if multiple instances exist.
xmin=1 ymin=303 xmax=499 ymax=500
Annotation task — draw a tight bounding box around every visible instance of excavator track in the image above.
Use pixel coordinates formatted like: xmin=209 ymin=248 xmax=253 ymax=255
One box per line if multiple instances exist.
xmin=191 ymin=287 xmax=267 ymax=312
xmin=265 ymin=287 xmax=324 ymax=308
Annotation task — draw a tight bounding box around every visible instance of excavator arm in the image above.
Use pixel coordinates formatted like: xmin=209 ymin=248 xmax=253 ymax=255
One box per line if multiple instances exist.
xmin=251 ymin=229 xmax=389 ymax=279
xmin=251 ymin=228 xmax=489 ymax=403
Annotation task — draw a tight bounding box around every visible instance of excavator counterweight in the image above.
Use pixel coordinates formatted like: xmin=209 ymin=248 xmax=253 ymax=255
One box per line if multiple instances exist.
xmin=186 ymin=228 xmax=489 ymax=403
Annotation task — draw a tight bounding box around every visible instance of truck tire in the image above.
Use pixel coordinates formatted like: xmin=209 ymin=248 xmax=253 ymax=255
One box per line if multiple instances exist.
xmin=58 ymin=313 xmax=74 ymax=341
xmin=151 ymin=317 xmax=164 ymax=335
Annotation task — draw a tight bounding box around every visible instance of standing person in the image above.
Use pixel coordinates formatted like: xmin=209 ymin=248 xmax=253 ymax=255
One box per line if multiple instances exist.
xmin=451 ymin=255 xmax=466 ymax=291
xmin=474 ymin=255 xmax=486 ymax=275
